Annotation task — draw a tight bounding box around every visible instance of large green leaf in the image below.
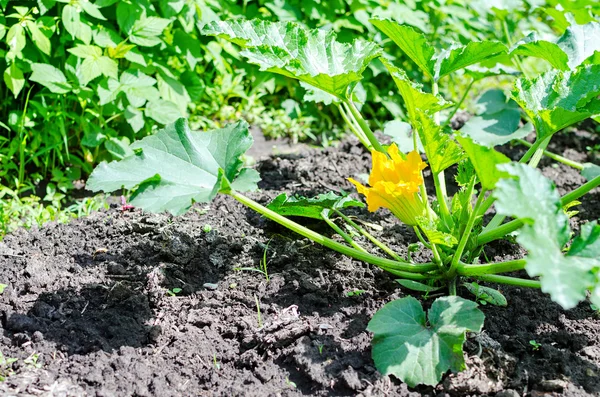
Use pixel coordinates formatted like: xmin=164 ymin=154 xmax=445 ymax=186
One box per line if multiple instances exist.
xmin=511 ymin=21 xmax=600 ymax=70
xmin=370 ymin=19 xmax=435 ymax=79
xmin=3 ymin=63 xmax=24 ymax=98
xmin=368 ymin=296 xmax=484 ymax=387
xmin=87 ymin=119 xmax=260 ymax=215
xmin=29 ymin=63 xmax=71 ymax=94
xmin=460 ymin=89 xmax=533 ymax=147
xmin=371 ymin=19 xmax=506 ymax=81
xmin=267 ymin=192 xmax=364 ymax=219
xmin=415 ymin=112 xmax=464 ymax=175
xmin=201 ymin=19 xmax=380 ymax=99
xmin=512 ymin=64 xmax=600 ymax=139
xmin=380 ymin=58 xmax=452 ymax=124
xmin=456 ymin=136 xmax=510 ymax=190
xmin=494 ymin=163 xmax=600 ymax=309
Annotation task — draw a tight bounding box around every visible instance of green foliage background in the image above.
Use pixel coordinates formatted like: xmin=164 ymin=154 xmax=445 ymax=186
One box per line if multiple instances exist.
xmin=0 ymin=0 xmax=599 ymax=236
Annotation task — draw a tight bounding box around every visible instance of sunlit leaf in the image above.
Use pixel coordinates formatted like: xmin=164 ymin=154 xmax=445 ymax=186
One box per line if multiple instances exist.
xmin=267 ymin=192 xmax=364 ymax=219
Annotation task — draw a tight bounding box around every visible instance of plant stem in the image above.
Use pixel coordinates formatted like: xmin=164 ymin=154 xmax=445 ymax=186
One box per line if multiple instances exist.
xmin=339 ymin=104 xmax=372 ymax=151
xmin=334 ymin=210 xmax=403 ymax=261
xmin=18 ymin=87 xmax=34 ymax=190
xmin=528 ymin=136 xmax=551 ymax=168
xmin=431 ymin=82 xmax=451 ymax=220
xmin=390 ymin=270 xmax=442 ymax=281
xmin=441 ymin=79 xmax=474 ymax=129
xmin=413 ymin=226 xmax=432 ymax=249
xmin=344 ymin=100 xmax=386 ymax=154
xmin=457 ymin=259 xmax=526 ymax=276
xmin=230 ymin=192 xmax=437 ymax=273
xmin=449 ymin=190 xmax=487 ymax=275
xmin=515 ymin=139 xmax=584 ymax=170
xmin=322 ymin=211 xmax=369 ymax=254
xmin=477 ymin=174 xmax=600 ymax=245
xmin=468 ymin=274 xmax=541 ymax=288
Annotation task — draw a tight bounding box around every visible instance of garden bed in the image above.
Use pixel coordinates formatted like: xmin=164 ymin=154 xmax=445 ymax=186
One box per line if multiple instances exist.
xmin=0 ymin=129 xmax=599 ymax=396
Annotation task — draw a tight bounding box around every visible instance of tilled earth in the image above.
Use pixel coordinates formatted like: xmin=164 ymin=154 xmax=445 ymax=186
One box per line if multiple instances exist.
xmin=0 ymin=129 xmax=599 ymax=396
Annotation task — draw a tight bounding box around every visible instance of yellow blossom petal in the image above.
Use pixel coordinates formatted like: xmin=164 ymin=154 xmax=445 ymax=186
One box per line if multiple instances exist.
xmin=349 ymin=145 xmax=428 ymax=226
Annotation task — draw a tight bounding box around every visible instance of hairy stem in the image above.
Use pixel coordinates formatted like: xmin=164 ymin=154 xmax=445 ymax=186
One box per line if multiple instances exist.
xmin=344 ymin=100 xmax=386 ymax=154
xmin=449 ymin=190 xmax=487 ymax=275
xmin=322 ymin=211 xmax=368 ymax=253
xmin=457 ymin=259 xmax=526 ymax=276
xmin=468 ymin=274 xmax=541 ymax=288
xmin=334 ymin=210 xmax=403 ymax=261
xmin=230 ymin=192 xmax=437 ymax=273
xmin=515 ymin=139 xmax=584 ymax=170
xmin=339 ymin=103 xmax=372 ymax=151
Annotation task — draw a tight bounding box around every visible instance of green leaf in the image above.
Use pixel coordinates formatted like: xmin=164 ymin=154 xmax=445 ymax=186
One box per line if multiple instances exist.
xmin=582 ymin=163 xmax=600 ymax=181
xmin=380 ymin=58 xmax=452 ymax=125
xmin=266 ymin=192 xmax=364 ymax=219
xmin=460 ymin=89 xmax=532 ymax=147
xmin=116 ymin=1 xmax=143 ymax=35
xmin=435 ymin=41 xmax=507 ymax=80
xmin=456 ymin=136 xmax=510 ymax=191
xmin=81 ymin=1 xmax=107 ymax=20
xmin=130 ymin=16 xmax=170 ymax=47
xmin=370 ymin=19 xmax=435 ymax=79
xmin=417 ymin=217 xmax=458 ymax=247
xmin=3 ymin=63 xmax=24 ymax=98
xmin=512 ymin=65 xmax=600 ymax=139
xmin=6 ymin=24 xmax=26 ymax=61
xmin=157 ymin=74 xmax=190 ymax=115
xmin=25 ymin=20 xmax=51 ymax=55
xmin=415 ymin=112 xmax=464 ymax=175
xmin=494 ymin=163 xmax=600 ymax=309
xmin=557 ymin=21 xmax=600 ymax=69
xmin=464 ymin=64 xmax=520 ymax=81
xmin=145 ymin=99 xmax=183 ymax=124
xmin=371 ymin=19 xmax=506 ymax=80
xmin=124 ymin=106 xmax=144 ymax=132
xmin=511 ymin=21 xmax=600 ymax=70
xmin=62 ymin=4 xmax=92 ymax=44
xmin=79 ymin=56 xmax=118 ymax=85
xmin=87 ymin=119 xmax=259 ymax=215
xmin=68 ymin=44 xmax=103 ymax=58
xmin=368 ymin=296 xmax=484 ymax=387
xmin=569 ymin=221 xmax=600 ymax=259
xmin=383 ymin=120 xmax=423 ymax=154
xmin=463 ymin=283 xmax=507 ymax=307
xmin=202 ymin=19 xmax=380 ymax=99
xmin=396 ymin=279 xmax=443 ymax=293
xmin=29 ymin=63 xmax=71 ymax=94
xmin=511 ymin=32 xmax=570 ymax=71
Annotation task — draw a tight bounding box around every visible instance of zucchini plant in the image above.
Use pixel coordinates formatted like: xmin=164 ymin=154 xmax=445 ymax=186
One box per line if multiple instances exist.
xmin=87 ymin=18 xmax=600 ymax=387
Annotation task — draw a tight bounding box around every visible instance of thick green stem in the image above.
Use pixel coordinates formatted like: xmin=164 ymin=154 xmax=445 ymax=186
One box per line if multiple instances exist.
xmin=389 ymin=270 xmax=442 ymax=281
xmin=334 ymin=210 xmax=403 ymax=261
xmin=457 ymin=259 xmax=526 ymax=276
xmin=433 ymin=172 xmax=452 ymax=223
xmin=478 ymin=174 xmax=600 ymax=245
xmin=322 ymin=211 xmax=368 ymax=254
xmin=230 ymin=192 xmax=437 ymax=273
xmin=339 ymin=104 xmax=372 ymax=151
xmin=449 ymin=190 xmax=487 ymax=275
xmin=344 ymin=100 xmax=386 ymax=154
xmin=468 ymin=274 xmax=541 ymax=288
xmin=515 ymin=139 xmax=584 ymax=170
xmin=441 ymin=79 xmax=474 ymax=129
xmin=528 ymin=136 xmax=551 ymax=168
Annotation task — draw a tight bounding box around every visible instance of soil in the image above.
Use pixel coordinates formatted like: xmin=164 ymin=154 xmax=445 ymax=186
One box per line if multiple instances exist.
xmin=0 ymin=126 xmax=599 ymax=397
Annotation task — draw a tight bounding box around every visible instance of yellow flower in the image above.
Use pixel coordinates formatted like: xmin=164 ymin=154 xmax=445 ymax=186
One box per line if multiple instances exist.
xmin=349 ymin=144 xmax=427 ymax=226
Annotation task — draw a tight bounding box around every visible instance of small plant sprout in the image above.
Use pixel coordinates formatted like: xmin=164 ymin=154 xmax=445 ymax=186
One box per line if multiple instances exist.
xmin=285 ymin=377 xmax=297 ymax=389
xmin=346 ymin=289 xmax=366 ymax=297
xmin=213 ymin=353 xmax=220 ymax=370
xmin=530 ymin=340 xmax=542 ymax=351
xmin=317 ymin=343 xmax=325 ymax=355
xmin=254 ymin=294 xmax=263 ymax=329
xmin=234 ymin=239 xmax=272 ymax=282
xmin=88 ymin=18 xmax=600 ymax=388
xmin=202 ymin=224 xmax=212 ymax=233
xmin=166 ymin=287 xmax=182 ymax=297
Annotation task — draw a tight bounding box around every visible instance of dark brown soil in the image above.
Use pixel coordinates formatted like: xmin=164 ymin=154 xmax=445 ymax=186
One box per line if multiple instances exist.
xmin=0 ymin=128 xmax=599 ymax=397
